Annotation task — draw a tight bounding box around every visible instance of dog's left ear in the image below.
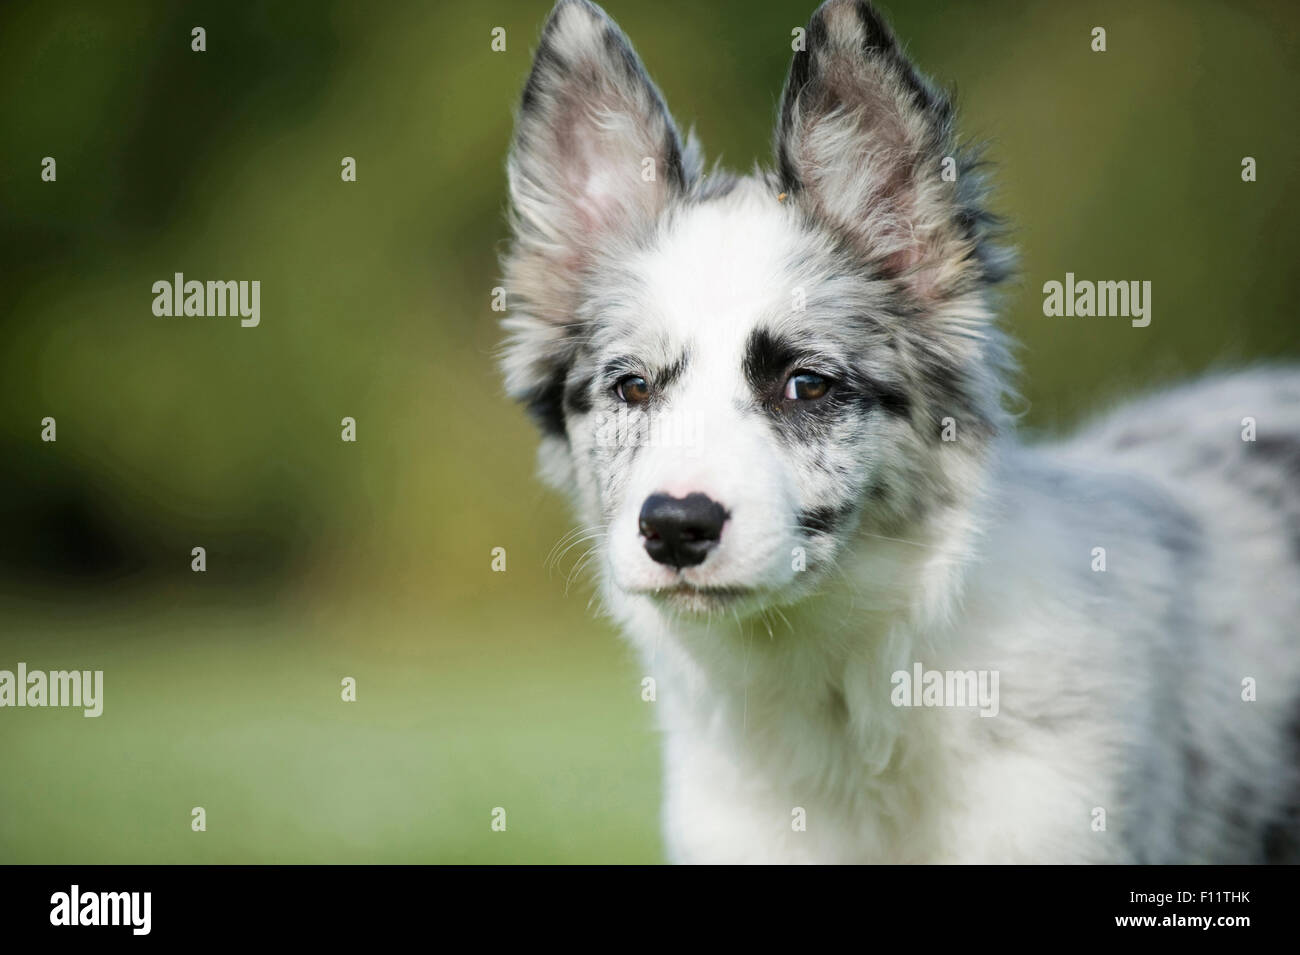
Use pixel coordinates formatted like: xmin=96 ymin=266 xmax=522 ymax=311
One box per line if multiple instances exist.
xmin=776 ymin=0 xmax=1007 ymax=303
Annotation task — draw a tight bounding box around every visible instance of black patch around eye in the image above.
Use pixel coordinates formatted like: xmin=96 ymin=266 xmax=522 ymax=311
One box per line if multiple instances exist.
xmin=744 ymin=328 xmax=910 ymax=419
xmin=600 ymin=348 xmax=690 ymax=396
xmin=600 ymin=358 xmax=628 ymax=382
xmin=743 ymin=329 xmax=800 ymax=393
xmin=840 ymin=374 xmax=911 ymax=418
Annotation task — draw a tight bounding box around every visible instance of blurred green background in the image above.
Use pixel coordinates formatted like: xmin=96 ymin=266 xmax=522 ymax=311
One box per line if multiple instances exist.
xmin=0 ymin=0 xmax=1296 ymax=863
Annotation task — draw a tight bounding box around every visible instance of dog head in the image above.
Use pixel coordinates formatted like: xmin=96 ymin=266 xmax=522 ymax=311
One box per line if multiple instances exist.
xmin=502 ymin=0 xmax=1012 ymax=619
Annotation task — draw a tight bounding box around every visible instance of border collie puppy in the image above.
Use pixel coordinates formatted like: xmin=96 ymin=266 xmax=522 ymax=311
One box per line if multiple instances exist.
xmin=500 ymin=0 xmax=1300 ymax=863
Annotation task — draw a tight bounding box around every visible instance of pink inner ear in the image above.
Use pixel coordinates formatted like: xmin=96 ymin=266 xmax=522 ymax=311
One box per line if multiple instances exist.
xmin=573 ymin=164 xmax=623 ymax=234
xmin=881 ymin=244 xmax=922 ymax=277
xmin=555 ymin=98 xmax=651 ymax=238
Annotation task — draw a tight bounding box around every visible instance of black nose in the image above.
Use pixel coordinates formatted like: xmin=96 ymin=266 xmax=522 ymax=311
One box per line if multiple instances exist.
xmin=638 ymin=493 xmax=728 ymax=568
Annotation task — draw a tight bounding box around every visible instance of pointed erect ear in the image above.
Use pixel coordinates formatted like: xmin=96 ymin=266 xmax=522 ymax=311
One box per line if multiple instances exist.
xmin=776 ymin=0 xmax=1008 ymax=302
xmin=506 ymin=0 xmax=694 ymax=320
xmin=502 ymin=0 xmax=696 ymax=437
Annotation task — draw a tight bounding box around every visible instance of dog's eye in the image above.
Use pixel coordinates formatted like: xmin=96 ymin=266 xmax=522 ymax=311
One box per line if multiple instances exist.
xmin=616 ymin=375 xmax=651 ymax=405
xmin=784 ymin=372 xmax=830 ymax=401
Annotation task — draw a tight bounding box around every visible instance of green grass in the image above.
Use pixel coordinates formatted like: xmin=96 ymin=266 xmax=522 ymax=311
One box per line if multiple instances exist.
xmin=0 ymin=596 xmax=663 ymax=863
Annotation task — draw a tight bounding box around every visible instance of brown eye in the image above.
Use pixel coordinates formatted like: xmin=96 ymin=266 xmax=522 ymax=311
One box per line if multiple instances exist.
xmin=616 ymin=375 xmax=651 ymax=405
xmin=784 ymin=372 xmax=830 ymax=401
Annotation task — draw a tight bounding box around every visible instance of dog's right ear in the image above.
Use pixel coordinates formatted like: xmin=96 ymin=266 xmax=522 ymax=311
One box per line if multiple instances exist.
xmin=502 ymin=0 xmax=694 ymax=441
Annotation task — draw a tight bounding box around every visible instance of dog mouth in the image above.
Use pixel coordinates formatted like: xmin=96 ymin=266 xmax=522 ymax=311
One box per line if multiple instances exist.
xmin=633 ymin=582 xmax=757 ymax=612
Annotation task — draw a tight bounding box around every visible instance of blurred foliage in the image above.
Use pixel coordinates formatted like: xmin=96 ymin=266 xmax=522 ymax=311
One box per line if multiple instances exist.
xmin=0 ymin=0 xmax=1296 ymax=862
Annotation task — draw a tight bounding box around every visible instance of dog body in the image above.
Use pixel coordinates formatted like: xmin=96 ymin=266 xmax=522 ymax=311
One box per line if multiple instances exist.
xmin=502 ymin=0 xmax=1300 ymax=862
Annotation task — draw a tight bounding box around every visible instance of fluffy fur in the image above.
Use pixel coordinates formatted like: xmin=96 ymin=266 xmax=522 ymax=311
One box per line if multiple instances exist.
xmin=500 ymin=0 xmax=1300 ymax=863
